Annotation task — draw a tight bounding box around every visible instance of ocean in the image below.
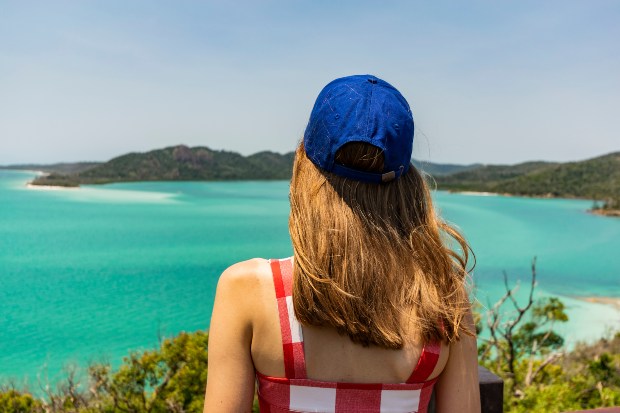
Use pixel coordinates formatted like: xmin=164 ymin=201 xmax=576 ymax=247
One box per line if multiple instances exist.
xmin=1 ymin=169 xmax=618 ymax=386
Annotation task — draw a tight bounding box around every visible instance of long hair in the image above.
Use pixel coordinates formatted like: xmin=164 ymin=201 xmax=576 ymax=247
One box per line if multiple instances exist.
xmin=289 ymin=142 xmax=474 ymax=349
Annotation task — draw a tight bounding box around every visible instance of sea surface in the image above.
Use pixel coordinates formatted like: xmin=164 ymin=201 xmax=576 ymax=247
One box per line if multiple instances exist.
xmin=1 ymin=170 xmax=619 ymax=386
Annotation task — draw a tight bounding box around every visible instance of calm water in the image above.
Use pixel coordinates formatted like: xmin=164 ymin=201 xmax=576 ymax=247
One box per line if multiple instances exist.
xmin=1 ymin=170 xmax=619 ymax=384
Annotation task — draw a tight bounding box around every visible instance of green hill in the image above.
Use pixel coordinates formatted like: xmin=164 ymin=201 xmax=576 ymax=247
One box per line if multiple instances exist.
xmin=436 ymin=152 xmax=620 ymax=207
xmin=27 ymin=148 xmax=484 ymax=187
xmin=27 ymin=146 xmax=620 ymax=211
xmin=436 ymin=161 xmax=558 ymax=191
xmin=31 ymin=145 xmax=295 ymax=187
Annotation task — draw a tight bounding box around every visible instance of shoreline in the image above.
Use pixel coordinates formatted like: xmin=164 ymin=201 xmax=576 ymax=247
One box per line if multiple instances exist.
xmin=570 ymin=295 xmax=620 ymax=311
xmin=448 ymin=189 xmax=619 ymax=218
xmin=18 ymin=175 xmax=620 ymax=217
xmin=26 ymin=183 xmax=79 ymax=190
xmin=448 ymin=189 xmax=583 ymax=200
xmin=452 ymin=190 xmax=499 ymax=197
xmin=589 ymin=208 xmax=620 ymax=218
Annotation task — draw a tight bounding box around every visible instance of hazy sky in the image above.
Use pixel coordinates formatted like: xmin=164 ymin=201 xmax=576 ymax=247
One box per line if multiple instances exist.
xmin=1 ymin=1 xmax=618 ymax=165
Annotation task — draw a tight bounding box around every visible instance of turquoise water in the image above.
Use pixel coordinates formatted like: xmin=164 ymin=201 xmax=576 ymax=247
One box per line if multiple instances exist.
xmin=1 ymin=170 xmax=619 ymax=385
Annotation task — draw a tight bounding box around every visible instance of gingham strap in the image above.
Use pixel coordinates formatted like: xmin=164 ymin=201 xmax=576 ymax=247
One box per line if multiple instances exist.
xmin=406 ymin=341 xmax=440 ymax=383
xmin=270 ymin=258 xmax=440 ymax=383
xmin=270 ymin=258 xmax=307 ymax=379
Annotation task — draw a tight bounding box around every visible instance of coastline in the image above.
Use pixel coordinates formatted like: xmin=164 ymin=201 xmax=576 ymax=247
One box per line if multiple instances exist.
xmin=26 ymin=183 xmax=79 ymax=190
xmin=590 ymin=208 xmax=620 ymax=218
xmin=449 ymin=189 xmax=620 ymax=218
xmin=571 ymin=295 xmax=620 ymax=311
xmin=554 ymin=294 xmax=620 ymax=348
xmin=27 ymin=170 xmax=81 ymax=190
xmin=452 ymin=190 xmax=498 ymax=197
xmin=449 ymin=189 xmax=582 ymax=200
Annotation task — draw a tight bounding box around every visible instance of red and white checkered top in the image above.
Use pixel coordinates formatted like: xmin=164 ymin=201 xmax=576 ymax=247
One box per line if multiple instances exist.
xmin=256 ymin=258 xmax=441 ymax=413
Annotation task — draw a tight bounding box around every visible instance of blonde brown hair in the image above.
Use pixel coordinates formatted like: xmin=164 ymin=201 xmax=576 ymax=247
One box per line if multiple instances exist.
xmin=289 ymin=142 xmax=474 ymax=349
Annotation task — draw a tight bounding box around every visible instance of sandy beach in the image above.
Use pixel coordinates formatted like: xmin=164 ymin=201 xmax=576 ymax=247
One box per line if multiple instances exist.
xmin=573 ymin=296 xmax=620 ymax=310
xmin=452 ymin=191 xmax=498 ymax=196
xmin=590 ymin=209 xmax=620 ymax=218
xmin=553 ymin=295 xmax=620 ymax=348
xmin=26 ymin=183 xmax=79 ymax=190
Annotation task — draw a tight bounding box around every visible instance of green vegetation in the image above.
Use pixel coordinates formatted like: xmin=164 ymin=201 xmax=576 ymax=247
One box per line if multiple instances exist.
xmin=1 ymin=331 xmax=210 ymax=413
xmin=29 ymin=145 xmax=294 ymax=187
xmin=478 ymin=259 xmax=620 ymax=412
xmin=30 ymin=173 xmax=80 ymax=187
xmin=0 ymin=390 xmax=42 ymax=413
xmin=436 ymin=161 xmax=557 ymax=191
xmin=436 ymin=152 xmax=620 ymax=211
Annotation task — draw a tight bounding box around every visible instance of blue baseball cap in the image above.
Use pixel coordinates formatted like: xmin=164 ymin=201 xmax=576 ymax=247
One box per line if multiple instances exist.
xmin=303 ymin=75 xmax=414 ymax=184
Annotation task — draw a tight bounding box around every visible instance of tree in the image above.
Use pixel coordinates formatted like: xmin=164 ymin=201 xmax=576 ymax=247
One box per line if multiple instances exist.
xmin=478 ymin=258 xmax=568 ymax=403
xmin=90 ymin=331 xmax=209 ymax=413
xmin=0 ymin=388 xmax=42 ymax=413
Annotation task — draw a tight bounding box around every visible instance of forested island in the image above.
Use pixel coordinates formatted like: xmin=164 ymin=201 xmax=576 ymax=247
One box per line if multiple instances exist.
xmin=3 ymin=145 xmax=618 ymax=216
xmin=14 ymin=145 xmax=294 ymax=186
xmin=434 ymin=151 xmax=620 ymax=216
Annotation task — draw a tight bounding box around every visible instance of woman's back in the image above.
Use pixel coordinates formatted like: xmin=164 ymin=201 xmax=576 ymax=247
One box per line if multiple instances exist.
xmin=205 ymin=257 xmax=479 ymax=412
xmin=254 ymin=257 xmax=449 ymax=412
xmin=203 ymin=75 xmax=481 ymax=412
xmin=251 ymin=257 xmax=449 ymax=384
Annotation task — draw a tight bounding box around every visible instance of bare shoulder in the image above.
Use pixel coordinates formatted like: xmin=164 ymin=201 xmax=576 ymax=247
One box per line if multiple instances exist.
xmin=218 ymin=258 xmax=272 ymax=288
xmin=215 ymin=258 xmax=274 ymax=316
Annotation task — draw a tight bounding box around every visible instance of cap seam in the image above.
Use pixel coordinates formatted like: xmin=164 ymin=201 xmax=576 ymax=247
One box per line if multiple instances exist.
xmin=365 ymin=81 xmax=375 ymax=145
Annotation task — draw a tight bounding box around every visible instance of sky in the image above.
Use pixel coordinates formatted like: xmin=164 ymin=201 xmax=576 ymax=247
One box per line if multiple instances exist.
xmin=0 ymin=0 xmax=618 ymax=165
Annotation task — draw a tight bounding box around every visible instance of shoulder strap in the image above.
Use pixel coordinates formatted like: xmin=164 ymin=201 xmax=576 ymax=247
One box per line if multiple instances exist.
xmin=406 ymin=341 xmax=441 ymax=383
xmin=270 ymin=258 xmax=307 ymax=379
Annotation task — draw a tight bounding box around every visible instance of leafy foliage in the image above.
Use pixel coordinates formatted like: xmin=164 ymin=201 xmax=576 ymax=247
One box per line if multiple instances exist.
xmin=87 ymin=330 xmax=209 ymax=413
xmin=0 ymin=331 xmax=210 ymax=413
xmin=0 ymin=390 xmax=42 ymax=413
xmin=478 ymin=260 xmax=620 ymax=412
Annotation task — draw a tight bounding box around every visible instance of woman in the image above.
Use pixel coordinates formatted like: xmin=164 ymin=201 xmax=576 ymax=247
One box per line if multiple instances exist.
xmin=204 ymin=75 xmax=480 ymax=412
